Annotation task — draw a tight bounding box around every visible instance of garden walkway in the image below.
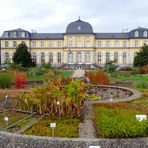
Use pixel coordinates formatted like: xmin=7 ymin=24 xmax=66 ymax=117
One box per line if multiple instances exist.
xmin=72 ymin=69 xmax=85 ymax=78
xmin=79 ymin=101 xmax=97 ymax=138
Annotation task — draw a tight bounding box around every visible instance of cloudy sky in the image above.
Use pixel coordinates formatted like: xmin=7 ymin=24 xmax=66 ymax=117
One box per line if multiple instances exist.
xmin=0 ymin=0 xmax=148 ymax=34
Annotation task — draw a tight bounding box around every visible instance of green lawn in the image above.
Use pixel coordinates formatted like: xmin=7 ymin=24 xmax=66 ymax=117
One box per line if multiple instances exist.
xmin=111 ymin=74 xmax=148 ymax=82
xmin=28 ymin=70 xmax=73 ymax=81
xmin=23 ymin=117 xmax=80 ymax=138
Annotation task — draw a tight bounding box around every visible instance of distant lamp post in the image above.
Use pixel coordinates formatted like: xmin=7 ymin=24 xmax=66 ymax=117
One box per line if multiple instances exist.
xmin=57 ymin=101 xmax=60 ymax=118
xmin=50 ymin=122 xmax=56 ymax=137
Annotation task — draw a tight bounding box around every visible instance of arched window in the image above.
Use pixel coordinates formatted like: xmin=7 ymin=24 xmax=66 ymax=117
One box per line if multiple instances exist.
xmin=49 ymin=53 xmax=53 ymax=63
xmin=114 ymin=52 xmax=118 ymax=63
xmin=77 ymin=52 xmax=82 ymax=64
xmin=13 ymin=32 xmax=17 ymax=38
xmin=143 ymin=31 xmax=147 ymax=37
xmin=134 ymin=31 xmax=139 ymax=37
xmin=106 ymin=52 xmax=110 ymax=63
xmin=22 ymin=32 xmax=25 ymax=38
xmin=5 ymin=32 xmax=9 ymax=38
xmin=40 ymin=53 xmax=45 ymax=63
xmin=32 ymin=53 xmax=36 ymax=64
xmin=67 ymin=52 xmax=73 ymax=64
xmin=5 ymin=52 xmax=9 ymax=63
xmin=122 ymin=52 xmax=127 ymax=63
xmin=57 ymin=52 xmax=61 ymax=63
xmin=85 ymin=52 xmax=90 ymax=63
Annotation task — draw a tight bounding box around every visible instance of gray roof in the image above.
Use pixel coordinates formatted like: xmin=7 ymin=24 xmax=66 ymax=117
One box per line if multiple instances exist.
xmin=30 ymin=33 xmax=63 ymax=39
xmin=95 ymin=33 xmax=129 ymax=39
xmin=66 ymin=19 xmax=93 ymax=34
xmin=1 ymin=28 xmax=30 ymax=39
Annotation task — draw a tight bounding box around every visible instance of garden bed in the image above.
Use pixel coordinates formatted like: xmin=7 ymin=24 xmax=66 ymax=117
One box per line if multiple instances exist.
xmin=23 ymin=117 xmax=80 ymax=138
xmin=94 ymin=102 xmax=148 ymax=138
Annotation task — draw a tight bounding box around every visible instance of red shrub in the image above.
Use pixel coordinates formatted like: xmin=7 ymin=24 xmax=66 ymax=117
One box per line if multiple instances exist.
xmin=15 ymin=72 xmax=27 ymax=88
xmin=86 ymin=71 xmax=110 ymax=85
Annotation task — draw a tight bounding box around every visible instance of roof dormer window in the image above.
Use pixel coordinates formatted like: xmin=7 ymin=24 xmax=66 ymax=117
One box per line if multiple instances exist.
xmin=13 ymin=32 xmax=17 ymax=38
xmin=143 ymin=31 xmax=147 ymax=37
xmin=22 ymin=32 xmax=26 ymax=38
xmin=134 ymin=31 xmax=139 ymax=37
xmin=5 ymin=32 xmax=9 ymax=38
xmin=78 ymin=26 xmax=81 ymax=31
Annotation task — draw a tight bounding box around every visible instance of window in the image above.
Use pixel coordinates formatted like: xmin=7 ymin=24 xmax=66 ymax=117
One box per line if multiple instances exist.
xmin=49 ymin=41 xmax=53 ymax=47
xmin=143 ymin=31 xmax=147 ymax=37
xmin=67 ymin=52 xmax=73 ymax=64
xmin=144 ymin=40 xmax=147 ymax=45
xmin=77 ymin=41 xmax=82 ymax=47
xmin=5 ymin=41 xmax=9 ymax=47
xmin=68 ymin=40 xmax=72 ymax=47
xmin=114 ymin=52 xmax=118 ymax=63
xmin=32 ymin=53 xmax=37 ymax=64
xmin=98 ymin=52 xmax=102 ymax=63
xmin=5 ymin=52 xmax=9 ymax=62
xmin=106 ymin=41 xmax=110 ymax=47
xmin=57 ymin=41 xmax=62 ymax=47
xmin=77 ymin=52 xmax=82 ymax=63
xmin=86 ymin=41 xmax=90 ymax=47
xmin=49 ymin=53 xmax=53 ymax=63
xmin=85 ymin=52 xmax=90 ymax=63
xmin=40 ymin=41 xmax=44 ymax=47
xmin=135 ymin=40 xmax=138 ymax=47
xmin=40 ymin=53 xmax=45 ymax=63
xmin=114 ymin=41 xmax=118 ymax=47
xmin=98 ymin=41 xmax=102 ymax=47
xmin=106 ymin=52 xmax=110 ymax=63
xmin=57 ymin=52 xmax=61 ymax=63
xmin=13 ymin=32 xmax=17 ymax=38
xmin=32 ymin=41 xmax=36 ymax=48
xmin=22 ymin=32 xmax=25 ymax=38
xmin=13 ymin=41 xmax=17 ymax=48
xmin=122 ymin=52 xmax=127 ymax=63
xmin=78 ymin=26 xmax=81 ymax=30
xmin=5 ymin=32 xmax=9 ymax=38
xmin=123 ymin=41 xmax=127 ymax=47
xmin=135 ymin=31 xmax=139 ymax=37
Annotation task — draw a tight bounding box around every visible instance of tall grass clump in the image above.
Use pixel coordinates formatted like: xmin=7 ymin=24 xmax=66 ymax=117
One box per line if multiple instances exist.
xmin=0 ymin=73 xmax=13 ymax=88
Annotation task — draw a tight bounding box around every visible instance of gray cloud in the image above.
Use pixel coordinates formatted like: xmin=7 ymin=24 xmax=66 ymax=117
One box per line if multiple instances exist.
xmin=0 ymin=0 xmax=148 ymax=34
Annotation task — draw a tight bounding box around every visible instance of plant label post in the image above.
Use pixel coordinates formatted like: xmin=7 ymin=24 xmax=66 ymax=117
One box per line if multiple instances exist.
xmin=136 ymin=115 xmax=147 ymax=122
xmin=50 ymin=123 xmax=56 ymax=137
xmin=57 ymin=101 xmax=60 ymax=118
xmin=4 ymin=117 xmax=9 ymax=127
xmin=89 ymin=146 xmax=101 ymax=148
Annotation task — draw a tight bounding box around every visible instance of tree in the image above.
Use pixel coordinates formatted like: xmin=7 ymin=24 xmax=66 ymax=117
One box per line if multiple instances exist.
xmin=134 ymin=44 xmax=148 ymax=67
xmin=13 ymin=42 xmax=35 ymax=67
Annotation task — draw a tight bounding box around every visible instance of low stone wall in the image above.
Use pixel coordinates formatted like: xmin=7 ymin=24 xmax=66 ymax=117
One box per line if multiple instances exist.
xmin=88 ymin=85 xmax=141 ymax=102
xmin=0 ymin=131 xmax=147 ymax=148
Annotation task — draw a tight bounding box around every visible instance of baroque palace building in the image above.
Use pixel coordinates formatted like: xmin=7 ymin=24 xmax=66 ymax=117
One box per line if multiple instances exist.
xmin=0 ymin=18 xmax=148 ymax=69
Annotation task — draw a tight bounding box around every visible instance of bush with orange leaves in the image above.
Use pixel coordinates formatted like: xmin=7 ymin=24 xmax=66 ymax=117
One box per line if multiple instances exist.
xmin=139 ymin=65 xmax=148 ymax=74
xmin=15 ymin=72 xmax=27 ymax=88
xmin=85 ymin=70 xmax=110 ymax=85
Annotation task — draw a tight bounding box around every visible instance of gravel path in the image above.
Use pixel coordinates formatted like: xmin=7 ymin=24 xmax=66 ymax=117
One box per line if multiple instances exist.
xmin=79 ymin=101 xmax=97 ymax=138
xmin=72 ymin=69 xmax=85 ymax=78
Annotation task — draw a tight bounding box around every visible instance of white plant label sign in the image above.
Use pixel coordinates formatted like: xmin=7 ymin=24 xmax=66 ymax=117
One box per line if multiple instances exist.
xmin=136 ymin=115 xmax=147 ymax=122
xmin=50 ymin=123 xmax=56 ymax=128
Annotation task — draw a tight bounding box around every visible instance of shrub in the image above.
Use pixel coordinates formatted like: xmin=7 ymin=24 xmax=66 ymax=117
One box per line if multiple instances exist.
xmin=0 ymin=73 xmax=13 ymax=89
xmin=86 ymin=70 xmax=110 ymax=85
xmin=15 ymin=72 xmax=27 ymax=88
xmin=140 ymin=65 xmax=148 ymax=74
xmin=94 ymin=106 xmax=148 ymax=138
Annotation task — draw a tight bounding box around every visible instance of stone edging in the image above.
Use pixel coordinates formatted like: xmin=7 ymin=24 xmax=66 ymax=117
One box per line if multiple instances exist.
xmin=90 ymin=85 xmax=141 ymax=103
xmin=0 ymin=131 xmax=147 ymax=148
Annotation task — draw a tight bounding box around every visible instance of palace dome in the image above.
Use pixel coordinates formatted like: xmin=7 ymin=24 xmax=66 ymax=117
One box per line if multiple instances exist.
xmin=66 ymin=19 xmax=93 ymax=34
